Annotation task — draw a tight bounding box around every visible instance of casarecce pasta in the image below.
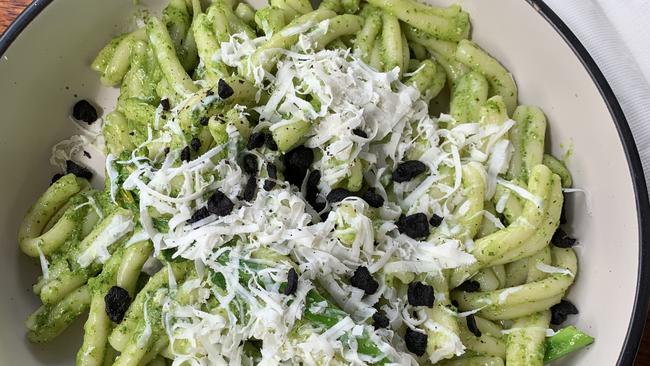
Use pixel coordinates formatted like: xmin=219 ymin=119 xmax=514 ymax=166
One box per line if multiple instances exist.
xmin=19 ymin=0 xmax=594 ymax=365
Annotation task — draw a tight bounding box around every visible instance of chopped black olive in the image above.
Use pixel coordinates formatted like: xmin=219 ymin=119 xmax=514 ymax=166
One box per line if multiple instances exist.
xmin=362 ymin=188 xmax=384 ymax=208
xmin=429 ymin=214 xmax=444 ymax=227
xmin=263 ymin=179 xmax=276 ymax=191
xmin=457 ymin=280 xmax=481 ymax=293
xmin=284 ymin=268 xmax=299 ymax=295
xmin=104 ymin=286 xmax=131 ymax=323
xmin=190 ymin=137 xmax=202 ymax=152
xmin=466 ymin=313 xmax=482 ymax=337
xmin=395 ymin=213 xmax=430 ymax=239
xmin=66 ymin=160 xmax=93 ymax=180
xmin=350 ymin=266 xmax=379 ymax=295
xmin=83 ymin=151 xmax=91 ymax=159
xmin=267 ymin=163 xmax=278 ymax=179
xmin=163 ymin=147 xmax=170 ymax=155
xmin=392 ymin=160 xmax=427 ymax=183
xmin=407 ymin=281 xmax=434 ymax=307
xmin=247 ymin=132 xmax=266 ymax=150
xmin=242 ymin=154 xmax=258 ymax=175
xmin=265 ymin=134 xmax=278 ymax=151
xmin=305 ymin=170 xmax=321 ymax=206
xmin=352 ymin=128 xmax=368 ymax=138
xmin=50 ymin=173 xmax=63 ymax=185
xmin=72 ymin=100 xmax=98 ymax=124
xmin=199 ymin=116 xmax=209 ymax=126
xmin=372 ymin=311 xmax=389 ymax=328
xmin=550 ymin=300 xmax=579 ymax=325
xmin=451 ymin=300 xmax=459 ymax=308
xmin=312 ymin=197 xmax=327 ymax=214
xmin=217 ymin=79 xmax=234 ymax=99
xmin=404 ymin=328 xmax=428 ymax=356
xmin=551 ymin=228 xmax=577 ymax=248
xmin=159 ymin=98 xmax=171 ymax=111
xmin=327 ymin=188 xmax=354 ymax=204
xmin=241 ymin=175 xmax=257 ymax=202
xmin=207 ymin=190 xmax=234 ymax=216
xmin=180 ymin=146 xmax=191 ymax=162
xmin=283 ymin=146 xmax=313 ymax=186
xmin=187 ymin=206 xmax=210 ymax=224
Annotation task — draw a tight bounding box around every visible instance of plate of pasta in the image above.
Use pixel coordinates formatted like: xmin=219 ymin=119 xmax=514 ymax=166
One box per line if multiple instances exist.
xmin=0 ymin=0 xmax=649 ymax=365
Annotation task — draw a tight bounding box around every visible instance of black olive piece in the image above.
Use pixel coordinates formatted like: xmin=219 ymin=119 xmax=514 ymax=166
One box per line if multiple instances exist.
xmin=241 ymin=175 xmax=257 ymax=202
xmin=50 ymin=173 xmax=64 ymax=185
xmin=372 ymin=311 xmax=389 ymax=329
xmin=284 ymin=268 xmax=299 ymax=295
xmin=263 ymin=179 xmax=276 ymax=191
xmin=283 ymin=146 xmax=314 ymax=186
xmin=267 ymin=163 xmax=278 ymax=179
xmin=188 ymin=138 xmax=201 ymax=153
xmin=392 ymin=160 xmax=427 ymax=183
xmin=187 ymin=206 xmax=210 ymax=224
xmin=265 ymin=133 xmax=278 ymax=151
xmin=247 ymin=132 xmax=266 ymax=150
xmin=429 ymin=214 xmax=444 ymax=227
xmin=217 ymin=79 xmax=234 ymax=99
xmin=159 ymin=98 xmax=171 ymax=111
xmin=83 ymin=151 xmax=91 ymax=159
xmin=72 ymin=100 xmax=98 ymax=124
xmin=66 ymin=160 xmax=93 ymax=180
xmin=550 ymin=300 xmax=579 ymax=325
xmin=104 ymin=286 xmax=131 ymax=323
xmin=350 ymin=266 xmax=379 ymax=295
xmin=241 ymin=154 xmax=258 ymax=175
xmin=163 ymin=147 xmax=170 ymax=155
xmin=327 ymin=188 xmax=354 ymax=204
xmin=395 ymin=213 xmax=430 ymax=239
xmin=457 ymin=280 xmax=481 ymax=293
xmin=207 ymin=190 xmax=234 ymax=216
xmin=180 ymin=146 xmax=191 ymax=162
xmin=466 ymin=314 xmax=482 ymax=337
xmin=404 ymin=328 xmax=428 ymax=356
xmin=451 ymin=300 xmax=459 ymax=308
xmin=312 ymin=197 xmax=326 ymax=213
xmin=305 ymin=170 xmax=321 ymax=205
xmin=407 ymin=281 xmax=434 ymax=307
xmin=199 ymin=116 xmax=209 ymax=126
xmin=352 ymin=128 xmax=368 ymax=138
xmin=551 ymin=228 xmax=577 ymax=248
xmin=362 ymin=188 xmax=384 ymax=208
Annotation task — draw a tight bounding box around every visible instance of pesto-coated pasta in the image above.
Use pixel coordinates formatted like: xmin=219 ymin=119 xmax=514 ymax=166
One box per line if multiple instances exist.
xmin=19 ymin=0 xmax=591 ymax=364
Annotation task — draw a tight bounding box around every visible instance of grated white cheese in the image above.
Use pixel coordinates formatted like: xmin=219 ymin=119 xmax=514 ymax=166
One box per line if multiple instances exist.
xmin=77 ymin=212 xmax=134 ymax=268
xmin=497 ymin=178 xmax=544 ymax=208
xmin=536 ymin=262 xmax=575 ymax=277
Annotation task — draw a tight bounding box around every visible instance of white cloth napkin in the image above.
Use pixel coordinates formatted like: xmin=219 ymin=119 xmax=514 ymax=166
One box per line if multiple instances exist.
xmin=544 ymin=0 xmax=650 ymax=190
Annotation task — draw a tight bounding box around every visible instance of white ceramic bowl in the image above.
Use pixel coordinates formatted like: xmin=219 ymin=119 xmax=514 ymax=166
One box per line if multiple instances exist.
xmin=1 ymin=0 xmax=648 ymax=365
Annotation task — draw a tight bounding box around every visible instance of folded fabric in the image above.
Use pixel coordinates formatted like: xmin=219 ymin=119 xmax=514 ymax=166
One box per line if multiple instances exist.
xmin=545 ymin=0 xmax=650 ymax=190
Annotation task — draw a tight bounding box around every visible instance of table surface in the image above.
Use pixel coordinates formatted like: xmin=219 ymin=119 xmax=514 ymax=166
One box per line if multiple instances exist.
xmin=1 ymin=0 xmax=650 ymax=364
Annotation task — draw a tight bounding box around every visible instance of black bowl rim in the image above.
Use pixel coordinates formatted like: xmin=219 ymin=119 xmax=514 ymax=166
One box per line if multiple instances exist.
xmin=1 ymin=0 xmax=649 ymax=364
